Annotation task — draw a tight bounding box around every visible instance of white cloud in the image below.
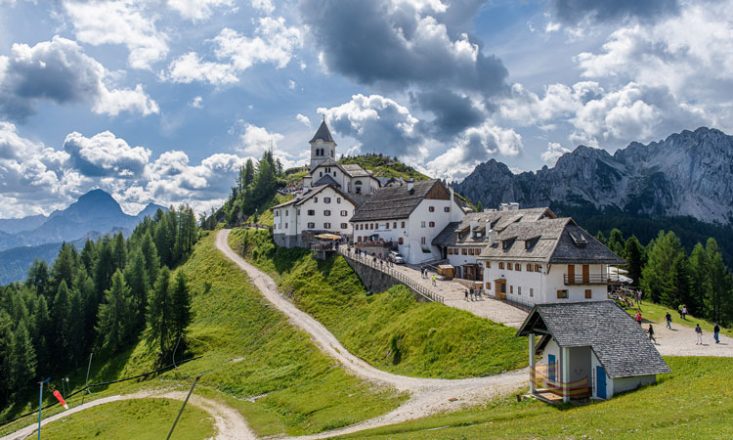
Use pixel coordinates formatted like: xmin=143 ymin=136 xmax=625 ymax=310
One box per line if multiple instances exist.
xmin=167 ymin=52 xmax=238 ymax=85
xmin=288 ymin=79 xmax=296 ymax=90
xmin=63 ymin=131 xmax=151 ymax=178
xmin=541 ymin=142 xmax=571 ymax=165
xmin=238 ymin=123 xmax=284 ymax=156
xmin=296 ymin=113 xmax=311 ymax=127
xmin=63 ymin=1 xmax=169 ymax=69
xmin=0 ymin=36 xmax=158 ymax=119
xmin=191 ymin=96 xmax=203 ymax=108
xmin=250 ymin=0 xmax=274 ymax=14
xmin=167 ymin=0 xmax=234 ymax=20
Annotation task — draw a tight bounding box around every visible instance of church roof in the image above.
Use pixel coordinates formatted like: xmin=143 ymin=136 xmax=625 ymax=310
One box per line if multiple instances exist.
xmin=309 ymin=120 xmax=335 ymax=143
xmin=350 ymin=179 xmax=444 ymax=222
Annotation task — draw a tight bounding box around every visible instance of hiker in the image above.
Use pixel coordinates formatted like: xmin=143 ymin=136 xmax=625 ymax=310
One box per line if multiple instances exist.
xmin=665 ymin=312 xmax=672 ymax=329
xmin=636 ymin=289 xmax=642 ymax=305
xmin=678 ymin=304 xmax=684 ymax=319
xmin=695 ymin=324 xmax=703 ymax=345
xmin=635 ymin=311 xmax=643 ymax=326
xmin=648 ymin=324 xmax=656 ymax=344
xmin=682 ymin=305 xmax=689 ymax=320
xmin=464 ymin=289 xmax=469 ymax=301
xmin=432 ymin=274 xmax=437 ymax=287
xmin=714 ymin=323 xmax=721 ymax=344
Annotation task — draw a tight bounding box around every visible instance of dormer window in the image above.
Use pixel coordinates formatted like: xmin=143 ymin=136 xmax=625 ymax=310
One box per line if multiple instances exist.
xmin=502 ymin=238 xmax=516 ymax=250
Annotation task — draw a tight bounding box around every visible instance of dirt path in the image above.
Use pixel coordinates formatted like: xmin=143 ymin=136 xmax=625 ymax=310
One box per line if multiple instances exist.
xmin=650 ymin=321 xmax=733 ymax=357
xmin=0 ymin=389 xmax=255 ymax=440
xmin=217 ymin=229 xmax=528 ymax=437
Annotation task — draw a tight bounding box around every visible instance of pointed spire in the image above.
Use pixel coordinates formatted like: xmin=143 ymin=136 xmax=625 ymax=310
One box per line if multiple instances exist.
xmin=309 ymin=119 xmax=335 ymax=143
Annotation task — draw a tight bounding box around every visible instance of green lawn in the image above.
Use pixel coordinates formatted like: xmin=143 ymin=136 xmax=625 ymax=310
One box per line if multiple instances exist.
xmin=229 ymin=228 xmax=527 ymax=379
xmin=343 ymin=356 xmax=733 ymax=440
xmin=29 ymin=399 xmax=214 ymax=440
xmin=623 ymin=301 xmax=733 ymax=337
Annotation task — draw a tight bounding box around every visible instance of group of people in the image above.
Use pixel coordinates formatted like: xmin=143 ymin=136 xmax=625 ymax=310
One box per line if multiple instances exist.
xmin=464 ymin=286 xmax=482 ymax=301
xmin=643 ymin=310 xmax=723 ymax=346
xmin=420 ymin=266 xmax=438 ymax=286
xmin=678 ymin=304 xmax=689 ymax=320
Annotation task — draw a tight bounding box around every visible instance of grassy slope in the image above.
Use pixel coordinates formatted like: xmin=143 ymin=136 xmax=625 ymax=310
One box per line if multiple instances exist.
xmin=33 ymin=399 xmax=214 ymax=440
xmin=346 ymin=356 xmax=733 ymax=440
xmin=2 ymin=231 xmax=404 ymax=439
xmin=229 ymin=228 xmax=526 ymax=379
xmin=622 ymin=301 xmax=733 ymax=337
xmin=339 ymin=155 xmax=429 ymax=181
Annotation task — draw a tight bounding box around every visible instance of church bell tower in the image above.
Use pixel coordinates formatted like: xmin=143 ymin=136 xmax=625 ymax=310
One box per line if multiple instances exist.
xmin=309 ymin=119 xmax=336 ymax=170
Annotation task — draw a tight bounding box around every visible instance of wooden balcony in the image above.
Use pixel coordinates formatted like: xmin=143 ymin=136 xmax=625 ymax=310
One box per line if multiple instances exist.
xmin=563 ymin=273 xmax=624 ymax=285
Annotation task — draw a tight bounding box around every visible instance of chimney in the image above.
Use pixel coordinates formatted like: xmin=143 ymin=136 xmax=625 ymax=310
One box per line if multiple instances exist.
xmin=406 ymin=178 xmax=414 ymax=192
xmin=487 ymin=229 xmax=497 ymax=245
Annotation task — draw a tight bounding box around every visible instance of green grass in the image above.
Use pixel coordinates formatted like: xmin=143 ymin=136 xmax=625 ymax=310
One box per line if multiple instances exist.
xmin=339 ymin=154 xmax=429 ymax=181
xmin=622 ymin=301 xmax=733 ymax=337
xmin=30 ymin=399 xmax=214 ymax=440
xmin=229 ymin=228 xmax=527 ymax=379
xmin=342 ymin=356 xmax=733 ymax=440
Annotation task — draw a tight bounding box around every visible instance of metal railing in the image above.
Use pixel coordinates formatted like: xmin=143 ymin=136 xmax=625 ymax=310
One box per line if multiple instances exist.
xmin=339 ymin=248 xmax=445 ymax=304
xmin=563 ymin=273 xmax=624 ymax=285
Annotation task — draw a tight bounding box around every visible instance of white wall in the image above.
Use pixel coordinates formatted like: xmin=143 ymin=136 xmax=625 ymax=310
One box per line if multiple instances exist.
xmin=612 ymin=375 xmax=656 ymax=397
xmin=273 ymin=187 xmax=355 ymax=239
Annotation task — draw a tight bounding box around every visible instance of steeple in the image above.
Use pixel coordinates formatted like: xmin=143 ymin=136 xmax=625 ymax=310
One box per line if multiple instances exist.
xmin=309 ymin=119 xmax=337 ymax=169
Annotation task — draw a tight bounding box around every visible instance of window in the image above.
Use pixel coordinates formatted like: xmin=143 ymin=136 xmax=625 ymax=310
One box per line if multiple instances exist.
xmin=585 ymin=289 xmax=593 ymax=299
xmin=285 ymin=210 xmax=289 ymax=216
xmin=515 ymin=263 xmax=521 ymax=271
xmin=557 ymin=289 xmax=569 ymax=299
xmin=526 ymin=264 xmax=532 ymax=271
xmin=284 ymin=223 xmax=288 ymax=229
xmin=385 ymin=222 xmax=390 ymax=229
xmin=341 ymin=223 xmax=348 ymax=229
xmin=297 ymin=209 xmax=301 ymax=215
xmin=337 ymin=197 xmax=341 ymax=203
xmin=468 ymin=248 xmax=474 ymax=256
xmin=274 ymin=210 xmax=279 ymax=217
xmin=319 ymin=172 xmax=323 ymax=177
xmin=401 ymin=221 xmax=406 ymax=228
xmin=462 ymin=248 xmax=468 ymax=255
xmin=324 ymin=197 xmax=331 ymax=204
xmin=429 ymin=221 xmax=435 ymax=228
xmin=535 ymin=264 xmax=542 ymax=272
xmin=314 ymin=197 xmax=319 ymax=203
xmin=486 ymin=261 xmax=491 ymax=269
xmin=499 ymin=262 xmax=505 ymax=270
xmin=507 ymin=263 xmax=513 ymax=271
xmin=393 ymin=222 xmax=397 ymax=229
xmin=518 ymin=286 xmax=522 ymax=295
xmin=334 ymin=171 xmax=337 ymax=177
xmin=421 ymin=237 xmax=427 ymax=244
xmin=354 ymin=180 xmax=363 ymax=194
xmin=307 ymin=222 xmax=315 ymax=229
xmin=429 ymin=206 xmax=435 ymax=212
xmin=398 ymin=237 xmax=404 ymax=245
xmin=324 ymin=222 xmax=331 ymax=229
xmin=510 ymin=285 xmax=514 ymax=294
xmin=421 ymin=221 xmax=426 ymax=228
xmin=340 ymin=210 xmax=348 ymax=217
xmin=307 ymin=210 xmax=315 ymax=216
xmin=530 ymin=288 xmax=534 ymax=297
xmin=324 ymin=210 xmax=331 ymax=216
xmin=444 ymin=207 xmax=450 ymax=212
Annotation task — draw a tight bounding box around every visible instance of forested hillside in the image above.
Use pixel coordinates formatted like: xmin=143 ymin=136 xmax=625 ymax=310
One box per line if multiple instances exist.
xmin=0 ymin=206 xmax=198 ymax=416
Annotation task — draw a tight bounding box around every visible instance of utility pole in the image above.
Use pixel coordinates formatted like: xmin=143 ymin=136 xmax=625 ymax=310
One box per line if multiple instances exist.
xmin=165 ymin=376 xmax=201 ymax=440
xmin=81 ymin=352 xmax=93 ymax=405
xmin=37 ymin=378 xmax=50 ymax=440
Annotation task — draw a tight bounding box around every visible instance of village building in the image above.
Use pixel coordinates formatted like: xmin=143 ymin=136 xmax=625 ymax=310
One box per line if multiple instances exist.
xmin=350 ymin=179 xmax=465 ymax=265
xmin=477 ymin=217 xmax=625 ymax=306
xmin=433 ymin=204 xmax=556 ymax=281
xmin=517 ymin=301 xmax=670 ymax=402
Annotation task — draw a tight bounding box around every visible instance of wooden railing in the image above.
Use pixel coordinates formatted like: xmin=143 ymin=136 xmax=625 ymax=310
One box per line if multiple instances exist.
xmin=339 ymin=248 xmax=445 ymax=304
xmin=564 ymin=273 xmax=624 ymax=285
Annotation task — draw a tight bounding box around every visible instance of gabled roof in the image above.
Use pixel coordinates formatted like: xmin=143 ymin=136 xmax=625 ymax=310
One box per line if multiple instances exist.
xmin=309 ymin=120 xmax=335 ymax=143
xmin=350 ymin=179 xmax=445 ymax=222
xmin=272 ymin=184 xmax=357 ymax=209
xmin=479 ymin=218 xmax=624 ymax=264
xmin=517 ymin=301 xmax=671 ymax=378
xmin=309 ymin=160 xmax=377 ymax=180
xmin=313 ymin=173 xmax=341 ymax=187
xmin=432 ymin=207 xmax=555 ymax=247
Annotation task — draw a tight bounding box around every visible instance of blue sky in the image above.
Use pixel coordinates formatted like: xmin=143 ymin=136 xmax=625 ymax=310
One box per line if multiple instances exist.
xmin=0 ymin=0 xmax=731 ymax=217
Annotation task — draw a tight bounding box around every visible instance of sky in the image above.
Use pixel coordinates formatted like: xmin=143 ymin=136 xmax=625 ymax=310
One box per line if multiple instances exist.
xmin=0 ymin=0 xmax=732 ymax=218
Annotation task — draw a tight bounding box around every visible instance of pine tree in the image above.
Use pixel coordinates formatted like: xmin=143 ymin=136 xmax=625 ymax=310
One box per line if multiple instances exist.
xmin=94 ymin=239 xmax=116 ymax=299
xmin=687 ymin=243 xmax=708 ymax=316
xmin=624 ymin=236 xmax=644 ymax=286
xmin=703 ymin=238 xmax=732 ymax=323
xmin=52 ymin=243 xmax=79 ymax=291
xmin=595 ymin=230 xmax=607 ymax=245
xmin=51 ymin=281 xmax=72 ymax=372
xmin=125 ymin=251 xmax=148 ymax=332
xmin=243 ymin=158 xmax=255 ymax=186
xmin=112 ymin=232 xmax=127 ymax=271
xmin=80 ymin=239 xmax=97 ymax=273
xmin=170 ymin=272 xmax=191 ymax=354
xmin=641 ymin=231 xmax=685 ymax=305
xmin=607 ymin=228 xmax=626 ymax=259
xmin=97 ymin=270 xmax=136 ymax=353
xmin=7 ymin=322 xmax=37 ymax=397
xmin=26 ymin=260 xmax=50 ymax=298
xmin=140 ymin=232 xmax=161 ymax=287
xmin=147 ymin=268 xmax=172 ymax=363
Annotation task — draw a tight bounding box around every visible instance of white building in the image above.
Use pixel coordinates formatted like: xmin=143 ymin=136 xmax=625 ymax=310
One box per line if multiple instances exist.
xmin=517 ymin=301 xmax=670 ymax=402
xmin=478 ymin=217 xmax=625 ymax=306
xmin=433 ymin=205 xmax=556 ymax=281
xmin=350 ymin=179 xmax=465 ymax=265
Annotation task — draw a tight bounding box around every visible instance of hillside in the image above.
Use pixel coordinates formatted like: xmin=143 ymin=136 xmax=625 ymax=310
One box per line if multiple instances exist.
xmin=340 ymin=153 xmax=429 ymax=180
xmin=228 ymin=228 xmax=526 ymax=379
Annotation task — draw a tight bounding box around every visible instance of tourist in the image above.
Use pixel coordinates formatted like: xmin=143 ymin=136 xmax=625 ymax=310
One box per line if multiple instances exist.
xmin=648 ymin=324 xmax=656 ymax=344
xmin=678 ymin=304 xmax=684 ymax=319
xmin=431 ymin=274 xmax=437 ymax=287
xmin=665 ymin=312 xmax=672 ymax=329
xmin=464 ymin=289 xmax=469 ymax=301
xmin=682 ymin=305 xmax=689 ymax=320
xmin=695 ymin=324 xmax=703 ymax=345
xmin=714 ymin=323 xmax=720 ymax=344
xmin=635 ymin=311 xmax=643 ymax=326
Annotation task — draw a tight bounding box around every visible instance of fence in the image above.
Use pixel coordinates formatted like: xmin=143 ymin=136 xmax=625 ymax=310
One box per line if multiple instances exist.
xmin=339 ymin=248 xmax=445 ymax=304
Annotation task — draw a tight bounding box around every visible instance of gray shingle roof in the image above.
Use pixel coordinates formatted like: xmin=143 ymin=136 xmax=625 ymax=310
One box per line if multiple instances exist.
xmin=432 ymin=207 xmax=555 ymax=247
xmin=272 ymin=184 xmax=357 ymax=209
xmin=313 ymin=173 xmax=341 ymax=187
xmin=350 ymin=179 xmax=441 ymax=222
xmin=479 ymin=218 xmax=625 ymax=264
xmin=309 ymin=120 xmax=335 ymax=143
xmin=517 ymin=301 xmax=670 ymax=378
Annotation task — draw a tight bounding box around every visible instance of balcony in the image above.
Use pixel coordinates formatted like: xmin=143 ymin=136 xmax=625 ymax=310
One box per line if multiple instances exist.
xmin=563 ymin=273 xmax=625 ymax=285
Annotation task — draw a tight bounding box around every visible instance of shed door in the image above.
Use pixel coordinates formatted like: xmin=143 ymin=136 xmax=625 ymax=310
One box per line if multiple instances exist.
xmin=548 ymin=354 xmax=556 ymax=383
xmin=596 ymin=366 xmax=607 ymax=399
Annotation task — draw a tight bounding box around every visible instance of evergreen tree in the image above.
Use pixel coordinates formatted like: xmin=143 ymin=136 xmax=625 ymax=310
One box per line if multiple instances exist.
xmin=7 ymin=322 xmax=36 ymax=398
xmin=124 ymin=250 xmax=148 ymax=332
xmin=687 ymin=243 xmax=708 ymax=316
xmin=607 ymin=228 xmax=626 ymax=259
xmin=595 ymin=230 xmax=607 ymax=245
xmin=624 ymin=236 xmax=644 ymax=286
xmin=147 ymin=268 xmax=172 ymax=363
xmin=26 ymin=260 xmax=50 ymax=298
xmin=94 ymin=239 xmax=116 ymax=299
xmin=140 ymin=232 xmax=160 ymax=287
xmin=243 ymin=158 xmax=255 ymax=186
xmin=641 ymin=231 xmax=685 ymax=305
xmin=51 ymin=243 xmax=79 ymax=291
xmin=80 ymin=239 xmax=97 ymax=273
xmin=32 ymin=295 xmax=52 ymax=374
xmin=170 ymin=272 xmax=191 ymax=354
xmin=703 ymin=238 xmax=732 ymax=323
xmin=112 ymin=232 xmax=127 ymax=271
xmin=51 ymin=281 xmax=72 ymax=372
xmin=97 ymin=270 xmax=136 ymax=353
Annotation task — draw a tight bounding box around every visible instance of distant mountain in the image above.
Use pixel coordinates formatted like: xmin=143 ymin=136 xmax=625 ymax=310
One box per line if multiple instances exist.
xmin=0 ymin=190 xmax=168 ymax=283
xmin=453 ymin=127 xmax=733 ymax=262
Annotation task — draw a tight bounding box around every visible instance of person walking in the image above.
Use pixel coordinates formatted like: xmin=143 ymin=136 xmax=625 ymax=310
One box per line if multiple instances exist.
xmin=665 ymin=312 xmax=672 ymax=329
xmin=635 ymin=311 xmax=643 ymax=326
xmin=682 ymin=305 xmax=689 ymax=320
xmin=431 ymin=274 xmax=437 ymax=287
xmin=464 ymin=289 xmax=469 ymax=301
xmin=695 ymin=324 xmax=703 ymax=345
xmin=648 ymin=324 xmax=657 ymax=344
xmin=714 ymin=323 xmax=721 ymax=344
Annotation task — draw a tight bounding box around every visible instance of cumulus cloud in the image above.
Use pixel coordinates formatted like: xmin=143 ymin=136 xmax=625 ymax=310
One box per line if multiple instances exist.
xmin=250 ymin=0 xmax=274 ymax=14
xmin=541 ymin=142 xmax=572 ymax=165
xmin=63 ymin=131 xmax=151 ymax=178
xmin=238 ymin=123 xmax=284 ymax=156
xmin=318 ymin=94 xmax=423 ymax=157
xmin=63 ymin=0 xmax=169 ymax=69
xmin=0 ymin=36 xmax=158 ymax=121
xmin=296 ymin=113 xmax=311 ymax=127
xmin=167 ymin=0 xmax=234 ymax=20
xmin=551 ymin=0 xmax=679 ymax=25
xmin=166 ymin=17 xmax=302 ymax=85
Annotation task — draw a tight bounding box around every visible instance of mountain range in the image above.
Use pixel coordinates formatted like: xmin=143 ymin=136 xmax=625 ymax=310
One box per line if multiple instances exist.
xmin=454 ymin=127 xmax=733 ymax=261
xmin=0 ymin=190 xmax=166 ymax=284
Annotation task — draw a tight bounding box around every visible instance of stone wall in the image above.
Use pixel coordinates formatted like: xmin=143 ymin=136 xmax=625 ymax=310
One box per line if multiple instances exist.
xmin=345 ymin=258 xmax=430 ymax=302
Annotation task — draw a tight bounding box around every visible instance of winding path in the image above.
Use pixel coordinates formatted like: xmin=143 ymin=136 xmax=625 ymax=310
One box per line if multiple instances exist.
xmin=0 ymin=389 xmax=255 ymax=440
xmin=216 ymin=229 xmax=528 ymax=438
